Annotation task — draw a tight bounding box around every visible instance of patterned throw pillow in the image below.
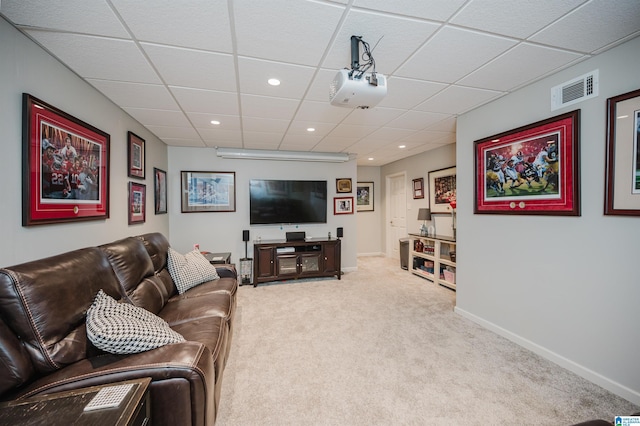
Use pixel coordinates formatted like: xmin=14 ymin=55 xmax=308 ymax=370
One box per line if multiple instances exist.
xmin=167 ymin=248 xmax=220 ymax=294
xmin=86 ymin=290 xmax=185 ymax=354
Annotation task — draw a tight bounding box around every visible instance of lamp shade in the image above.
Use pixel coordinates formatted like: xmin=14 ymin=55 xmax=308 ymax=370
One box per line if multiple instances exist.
xmin=417 ymin=208 xmax=431 ymax=221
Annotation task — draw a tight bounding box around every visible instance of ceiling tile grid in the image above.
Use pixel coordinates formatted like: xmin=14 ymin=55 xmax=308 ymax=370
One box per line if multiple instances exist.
xmin=2 ymin=0 xmax=639 ymax=166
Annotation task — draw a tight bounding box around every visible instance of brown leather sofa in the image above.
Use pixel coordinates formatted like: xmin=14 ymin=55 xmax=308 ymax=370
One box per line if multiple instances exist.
xmin=0 ymin=232 xmax=236 ymax=425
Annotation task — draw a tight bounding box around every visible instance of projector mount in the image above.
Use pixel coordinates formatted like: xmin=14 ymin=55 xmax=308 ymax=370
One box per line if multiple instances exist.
xmin=349 ymin=35 xmax=379 ymax=85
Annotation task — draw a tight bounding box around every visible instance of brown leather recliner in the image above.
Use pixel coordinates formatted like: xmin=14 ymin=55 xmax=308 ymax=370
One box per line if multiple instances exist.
xmin=0 ymin=232 xmax=236 ymax=425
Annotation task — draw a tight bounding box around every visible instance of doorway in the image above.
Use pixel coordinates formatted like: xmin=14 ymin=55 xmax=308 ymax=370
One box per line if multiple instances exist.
xmin=386 ymin=172 xmax=406 ymax=259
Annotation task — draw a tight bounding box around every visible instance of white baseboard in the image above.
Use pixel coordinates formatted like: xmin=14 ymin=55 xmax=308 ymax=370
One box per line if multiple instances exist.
xmin=454 ymin=306 xmax=640 ymax=406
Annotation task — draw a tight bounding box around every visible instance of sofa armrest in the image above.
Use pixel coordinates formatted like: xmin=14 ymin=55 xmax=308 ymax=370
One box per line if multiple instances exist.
xmin=11 ymin=342 xmax=216 ymax=426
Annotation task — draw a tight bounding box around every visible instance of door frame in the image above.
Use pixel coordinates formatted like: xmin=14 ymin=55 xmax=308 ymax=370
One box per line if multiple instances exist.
xmin=385 ymin=171 xmax=407 ymax=258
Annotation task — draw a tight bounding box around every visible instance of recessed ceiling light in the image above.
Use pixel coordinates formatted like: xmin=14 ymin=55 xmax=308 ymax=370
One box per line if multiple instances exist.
xmin=399 ymin=145 xmax=406 ymax=149
xmin=268 ymin=78 xmax=281 ymax=86
xmin=210 ymin=120 xmax=220 ymax=125
xmin=368 ymin=157 xmax=374 ymax=161
xmin=307 ymin=128 xmax=315 ymax=132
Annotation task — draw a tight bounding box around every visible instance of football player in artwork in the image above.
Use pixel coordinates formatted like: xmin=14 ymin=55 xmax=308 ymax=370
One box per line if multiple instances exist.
xmin=41 ymin=139 xmax=71 ymax=199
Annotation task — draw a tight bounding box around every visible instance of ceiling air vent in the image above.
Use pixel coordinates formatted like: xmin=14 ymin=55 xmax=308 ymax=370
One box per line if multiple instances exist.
xmin=551 ymin=70 xmax=599 ymax=111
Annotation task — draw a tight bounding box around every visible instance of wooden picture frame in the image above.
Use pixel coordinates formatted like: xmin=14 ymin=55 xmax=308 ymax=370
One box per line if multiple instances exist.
xmin=413 ymin=178 xmax=424 ymax=199
xmin=604 ymin=88 xmax=640 ymax=216
xmin=474 ymin=110 xmax=580 ymax=216
xmin=128 ymin=182 xmax=146 ymax=224
xmin=336 ymin=178 xmax=352 ymax=193
xmin=181 ymin=171 xmax=236 ymax=213
xmin=356 ymin=181 xmax=374 ymax=212
xmin=334 ymin=196 xmax=354 ymax=214
xmin=429 ymin=167 xmax=456 ymax=213
xmin=154 ymin=167 xmax=167 ymax=215
xmin=22 ymin=93 xmax=110 ymax=226
xmin=127 ymin=131 xmax=145 ymax=179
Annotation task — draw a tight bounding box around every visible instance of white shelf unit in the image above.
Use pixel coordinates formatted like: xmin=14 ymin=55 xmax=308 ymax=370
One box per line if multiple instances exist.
xmin=409 ymin=233 xmax=456 ymax=290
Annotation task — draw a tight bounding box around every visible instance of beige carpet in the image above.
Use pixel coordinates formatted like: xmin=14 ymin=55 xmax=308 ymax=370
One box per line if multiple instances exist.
xmin=216 ymin=256 xmax=638 ymax=425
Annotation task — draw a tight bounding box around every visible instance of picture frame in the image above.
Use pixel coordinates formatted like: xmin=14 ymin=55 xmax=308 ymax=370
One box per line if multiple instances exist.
xmin=474 ymin=110 xmax=580 ymax=216
xmin=127 ymin=131 xmax=145 ymax=179
xmin=604 ymin=88 xmax=640 ymax=216
xmin=356 ymin=181 xmax=374 ymax=212
xmin=128 ymin=182 xmax=146 ymax=224
xmin=412 ymin=178 xmax=424 ymax=199
xmin=22 ymin=93 xmax=110 ymax=226
xmin=154 ymin=167 xmax=167 ymax=215
xmin=181 ymin=171 xmax=236 ymax=213
xmin=336 ymin=178 xmax=352 ymax=193
xmin=334 ymin=196 xmax=354 ymax=215
xmin=429 ymin=166 xmax=456 ymax=213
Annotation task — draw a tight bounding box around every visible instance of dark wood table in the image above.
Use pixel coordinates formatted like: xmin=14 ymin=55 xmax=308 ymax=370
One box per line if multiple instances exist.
xmin=0 ymin=377 xmax=151 ymax=426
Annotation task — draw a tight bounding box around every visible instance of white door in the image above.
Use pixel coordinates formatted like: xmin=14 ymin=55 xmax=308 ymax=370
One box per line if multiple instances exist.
xmin=386 ymin=172 xmax=407 ymax=258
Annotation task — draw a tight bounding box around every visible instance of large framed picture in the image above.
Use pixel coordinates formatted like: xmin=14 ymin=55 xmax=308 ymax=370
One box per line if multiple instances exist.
xmin=429 ymin=167 xmax=456 ymax=213
xmin=334 ymin=196 xmax=354 ymax=215
xmin=181 ymin=171 xmax=236 ymax=213
xmin=474 ymin=110 xmax=580 ymax=216
xmin=22 ymin=93 xmax=110 ymax=226
xmin=604 ymin=88 xmax=640 ymax=216
xmin=356 ymin=181 xmax=374 ymax=212
xmin=128 ymin=182 xmax=146 ymax=224
xmin=127 ymin=131 xmax=145 ymax=179
xmin=154 ymin=167 xmax=167 ymax=214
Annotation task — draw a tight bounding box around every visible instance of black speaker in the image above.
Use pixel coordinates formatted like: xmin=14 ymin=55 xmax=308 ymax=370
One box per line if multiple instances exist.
xmin=242 ymin=230 xmax=250 ymax=242
xmin=286 ymin=231 xmax=306 ymax=241
xmin=336 ymin=227 xmax=343 ymax=238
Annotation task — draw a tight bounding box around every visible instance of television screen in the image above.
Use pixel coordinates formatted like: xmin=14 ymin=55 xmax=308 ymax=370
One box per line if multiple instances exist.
xmin=250 ymin=179 xmax=327 ymax=225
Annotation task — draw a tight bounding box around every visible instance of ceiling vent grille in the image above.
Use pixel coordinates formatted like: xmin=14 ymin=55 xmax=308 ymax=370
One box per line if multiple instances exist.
xmin=551 ymin=70 xmax=598 ymax=111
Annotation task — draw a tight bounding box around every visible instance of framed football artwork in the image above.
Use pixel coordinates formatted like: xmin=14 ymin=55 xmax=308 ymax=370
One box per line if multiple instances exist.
xmin=22 ymin=94 xmax=110 ymax=226
xmin=474 ymin=110 xmax=580 ymax=216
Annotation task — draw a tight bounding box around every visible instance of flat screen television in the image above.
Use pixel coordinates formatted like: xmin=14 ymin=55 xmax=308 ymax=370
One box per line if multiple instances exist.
xmin=249 ymin=179 xmax=327 ymax=225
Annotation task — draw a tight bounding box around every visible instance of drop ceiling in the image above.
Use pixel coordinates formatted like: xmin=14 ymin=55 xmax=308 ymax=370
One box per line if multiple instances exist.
xmin=2 ymin=0 xmax=639 ymax=166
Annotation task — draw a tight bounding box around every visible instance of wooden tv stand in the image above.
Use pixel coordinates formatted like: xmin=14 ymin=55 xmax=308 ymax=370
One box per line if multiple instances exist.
xmin=252 ymin=238 xmax=341 ymax=286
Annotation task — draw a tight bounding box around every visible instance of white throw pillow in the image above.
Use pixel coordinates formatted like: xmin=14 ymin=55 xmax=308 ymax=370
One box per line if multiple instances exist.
xmin=167 ymin=247 xmax=220 ymax=294
xmin=86 ymin=290 xmax=185 ymax=354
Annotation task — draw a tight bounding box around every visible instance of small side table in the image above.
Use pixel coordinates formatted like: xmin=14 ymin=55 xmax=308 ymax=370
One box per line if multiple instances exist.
xmin=203 ymin=252 xmax=231 ymax=264
xmin=0 ymin=377 xmax=151 ymax=426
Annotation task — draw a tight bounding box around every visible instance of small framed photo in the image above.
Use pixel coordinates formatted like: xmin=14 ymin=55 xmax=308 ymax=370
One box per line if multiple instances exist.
xmin=356 ymin=182 xmax=374 ymax=212
xmin=474 ymin=110 xmax=580 ymax=216
xmin=154 ymin=167 xmax=167 ymax=215
xmin=429 ymin=166 xmax=457 ymax=213
xmin=127 ymin=131 xmax=145 ymax=179
xmin=181 ymin=171 xmax=236 ymax=213
xmin=336 ymin=178 xmax=352 ymax=193
xmin=604 ymin=88 xmax=640 ymax=216
xmin=334 ymin=196 xmax=354 ymax=214
xmin=22 ymin=93 xmax=110 ymax=226
xmin=128 ymin=182 xmax=146 ymax=224
xmin=413 ymin=178 xmax=424 ymax=199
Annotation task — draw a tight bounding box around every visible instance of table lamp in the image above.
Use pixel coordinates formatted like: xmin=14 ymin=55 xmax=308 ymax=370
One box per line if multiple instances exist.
xmin=417 ymin=208 xmax=431 ymax=236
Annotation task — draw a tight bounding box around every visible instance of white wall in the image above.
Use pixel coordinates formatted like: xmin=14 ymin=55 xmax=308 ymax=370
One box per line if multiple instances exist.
xmin=456 ymin=36 xmax=640 ymax=404
xmin=0 ymin=17 xmax=169 ymax=266
xmin=167 ymin=147 xmax=358 ymax=271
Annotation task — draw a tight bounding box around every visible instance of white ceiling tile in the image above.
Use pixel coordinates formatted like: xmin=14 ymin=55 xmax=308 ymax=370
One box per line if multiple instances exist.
xmin=416 ymin=85 xmax=504 ymax=114
xmin=530 ymin=0 xmax=640 ymax=53
xmin=187 ymin=113 xmax=242 ymax=130
xmin=322 ymin=9 xmax=440 ymax=73
xmin=327 ymin=124 xmax=377 ymax=139
xmin=111 ymin=0 xmax=233 ymax=52
xmin=286 ymin=121 xmax=336 ymax=136
xmin=365 ymin=127 xmax=416 ymax=141
xmin=425 ymin=116 xmax=457 ymax=132
xmin=451 ymin=0 xmax=586 ymax=39
xmin=87 ymin=80 xmax=180 ymax=110
xmin=1 ymin=0 xmax=128 ymax=37
xmin=142 ymin=44 xmax=236 ymax=91
xmin=240 ymin=94 xmax=299 ymax=120
xmin=314 ymin=137 xmax=358 ymax=151
xmin=458 ymin=43 xmax=584 ymax=91
xmin=171 ymin=87 xmax=239 ymax=115
xmin=353 ymin=0 xmax=467 ymax=21
xmin=280 ymin=135 xmax=324 ymax=151
xmin=395 ymin=26 xmax=517 ymax=83
xmin=237 ymin=57 xmax=315 ymax=98
xmin=25 ymin=31 xmax=160 ymax=83
xmin=386 ymin=110 xmax=451 ymax=130
xmin=146 ymin=125 xmax=201 ymax=140
xmin=341 ymin=106 xmax=406 ymax=126
xmin=123 ymin=108 xmax=191 ymax=127
xmin=242 ymin=117 xmax=290 ymax=133
xmin=198 ymin=128 xmax=243 ymax=144
xmin=233 ymin=0 xmax=345 ymax=65
xmin=378 ymin=77 xmax=447 ymax=109
xmin=295 ymin=100 xmax=352 ymax=123
xmin=306 ymin=69 xmax=342 ymax=102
